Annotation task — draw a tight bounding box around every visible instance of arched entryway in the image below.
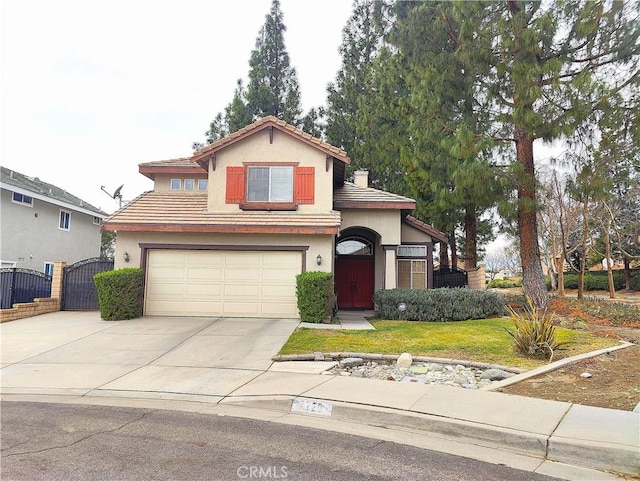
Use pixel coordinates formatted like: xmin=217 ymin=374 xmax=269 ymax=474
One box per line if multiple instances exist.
xmin=335 ymin=231 xmax=376 ymax=309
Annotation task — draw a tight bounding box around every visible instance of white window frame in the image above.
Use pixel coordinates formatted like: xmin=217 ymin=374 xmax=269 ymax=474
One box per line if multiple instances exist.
xmin=397 ymin=259 xmax=427 ymax=289
xmin=59 ymin=210 xmax=71 ymax=231
xmin=93 ymin=216 xmax=101 ymax=225
xmin=246 ymin=166 xmax=294 ymax=203
xmin=197 ymin=179 xmax=208 ymax=191
xmin=170 ymin=179 xmax=181 ymax=190
xmin=12 ymin=192 xmax=33 ymax=207
xmin=397 ymin=245 xmax=427 ymax=257
xmin=184 ymin=179 xmax=195 ymax=191
xmin=44 ymin=262 xmax=54 ymax=276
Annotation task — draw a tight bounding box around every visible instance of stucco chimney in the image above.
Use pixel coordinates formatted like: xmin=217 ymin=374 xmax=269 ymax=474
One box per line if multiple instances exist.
xmin=353 ymin=170 xmax=369 ymax=188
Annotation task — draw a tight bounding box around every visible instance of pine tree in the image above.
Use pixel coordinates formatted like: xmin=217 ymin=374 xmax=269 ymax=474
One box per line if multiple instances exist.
xmin=325 ymin=0 xmax=388 ymax=170
xmin=246 ymin=0 xmax=302 ymax=125
xmin=390 ymin=0 xmax=640 ymax=308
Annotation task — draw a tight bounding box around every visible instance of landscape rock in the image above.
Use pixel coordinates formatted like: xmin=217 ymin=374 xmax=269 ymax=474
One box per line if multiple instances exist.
xmin=340 ymin=357 xmax=364 ymax=368
xmin=580 ymin=372 xmax=593 ymax=378
xmin=479 ymin=368 xmax=511 ymax=381
xmin=396 ymin=352 xmax=413 ymax=369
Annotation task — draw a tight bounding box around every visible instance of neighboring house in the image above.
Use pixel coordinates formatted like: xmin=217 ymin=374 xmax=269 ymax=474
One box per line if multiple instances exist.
xmin=103 ymin=116 xmax=448 ymax=318
xmin=1 ymin=166 xmax=107 ymax=273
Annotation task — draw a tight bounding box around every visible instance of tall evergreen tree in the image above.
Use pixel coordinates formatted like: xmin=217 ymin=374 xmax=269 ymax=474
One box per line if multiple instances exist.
xmin=198 ymin=0 xmax=302 ymax=146
xmin=390 ymin=0 xmax=640 ymax=308
xmin=325 ymin=0 xmax=388 ymax=173
xmin=246 ymin=0 xmax=302 ymax=125
xmin=387 ymin=2 xmax=502 ymax=269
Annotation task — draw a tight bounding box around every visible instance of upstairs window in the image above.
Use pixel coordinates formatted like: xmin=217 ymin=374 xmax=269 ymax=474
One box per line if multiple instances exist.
xmin=247 ymin=166 xmax=293 ymax=202
xmin=184 ymin=179 xmax=195 ymax=190
xmin=59 ymin=210 xmax=71 ymax=231
xmin=197 ymin=179 xmax=208 ymax=190
xmin=226 ymin=164 xmax=314 ymax=208
xmin=12 ymin=192 xmax=33 ymax=206
xmin=44 ymin=262 xmax=54 ymax=276
xmin=170 ymin=179 xmax=181 ymax=190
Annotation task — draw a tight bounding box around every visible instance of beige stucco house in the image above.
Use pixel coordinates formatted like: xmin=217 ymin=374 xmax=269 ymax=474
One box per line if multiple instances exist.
xmin=103 ymin=116 xmax=447 ymax=319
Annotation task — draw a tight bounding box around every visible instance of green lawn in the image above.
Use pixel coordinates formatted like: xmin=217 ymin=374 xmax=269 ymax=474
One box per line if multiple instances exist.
xmin=279 ymin=318 xmax=618 ymax=369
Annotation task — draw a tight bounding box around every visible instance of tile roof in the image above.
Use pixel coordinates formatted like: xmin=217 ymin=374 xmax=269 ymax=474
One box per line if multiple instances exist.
xmin=333 ymin=182 xmax=416 ymax=210
xmin=191 ymin=116 xmax=351 ymax=167
xmin=0 ymin=166 xmax=107 ymax=216
xmin=403 ymin=215 xmax=449 ymax=244
xmin=102 ymin=191 xmax=341 ymax=235
xmin=138 ymin=157 xmax=207 ymax=180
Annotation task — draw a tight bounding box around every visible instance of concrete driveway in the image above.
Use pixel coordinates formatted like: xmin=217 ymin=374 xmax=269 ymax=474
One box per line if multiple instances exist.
xmin=0 ymin=311 xmax=299 ymax=402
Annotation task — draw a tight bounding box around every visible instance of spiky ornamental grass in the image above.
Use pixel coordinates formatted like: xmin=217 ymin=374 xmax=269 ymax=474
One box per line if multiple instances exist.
xmin=505 ymin=296 xmax=564 ymax=361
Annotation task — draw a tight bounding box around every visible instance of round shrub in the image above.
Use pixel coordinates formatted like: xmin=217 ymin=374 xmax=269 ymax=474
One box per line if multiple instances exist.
xmin=94 ymin=268 xmax=144 ymax=320
xmin=296 ymin=271 xmax=334 ymax=323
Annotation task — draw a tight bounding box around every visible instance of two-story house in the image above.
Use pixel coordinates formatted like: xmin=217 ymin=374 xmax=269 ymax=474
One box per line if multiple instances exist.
xmin=1 ymin=166 xmax=107 ymax=273
xmin=102 ymin=116 xmax=448 ymax=319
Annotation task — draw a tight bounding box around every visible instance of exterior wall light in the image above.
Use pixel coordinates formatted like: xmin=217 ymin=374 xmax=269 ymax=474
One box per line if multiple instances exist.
xmin=123 ymin=251 xmax=130 ymax=263
xmin=316 ymin=254 xmax=322 ymax=266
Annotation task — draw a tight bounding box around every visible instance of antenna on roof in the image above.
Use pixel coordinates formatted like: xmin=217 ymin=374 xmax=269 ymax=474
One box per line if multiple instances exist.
xmin=101 ymin=184 xmax=124 ymax=208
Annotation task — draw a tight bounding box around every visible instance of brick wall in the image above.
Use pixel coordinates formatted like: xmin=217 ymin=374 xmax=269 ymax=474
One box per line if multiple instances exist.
xmin=467 ymin=265 xmax=486 ymax=290
xmin=0 ymin=261 xmax=66 ymax=323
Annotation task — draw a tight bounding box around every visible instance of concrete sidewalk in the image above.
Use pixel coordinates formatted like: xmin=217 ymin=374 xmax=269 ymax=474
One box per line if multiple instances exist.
xmin=1 ymin=311 xmax=638 ymax=479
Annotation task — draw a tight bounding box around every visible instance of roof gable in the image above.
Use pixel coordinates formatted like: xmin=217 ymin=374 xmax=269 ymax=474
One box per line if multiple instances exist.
xmin=190 ymin=116 xmax=351 ymax=171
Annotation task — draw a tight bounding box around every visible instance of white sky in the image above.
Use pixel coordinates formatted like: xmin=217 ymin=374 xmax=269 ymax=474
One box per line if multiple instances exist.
xmin=1 ymin=0 xmax=353 ymax=214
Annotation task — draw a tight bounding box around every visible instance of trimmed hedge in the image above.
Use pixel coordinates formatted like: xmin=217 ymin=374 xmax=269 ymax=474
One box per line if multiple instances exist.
xmin=374 ymin=288 xmax=505 ymax=322
xmin=296 ymin=271 xmax=334 ymax=323
xmin=557 ymin=270 xmax=639 ymax=291
xmin=94 ymin=268 xmax=144 ymax=321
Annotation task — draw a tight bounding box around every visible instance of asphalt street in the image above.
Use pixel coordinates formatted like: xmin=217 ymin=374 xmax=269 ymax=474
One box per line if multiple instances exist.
xmin=1 ymin=401 xmax=564 ymax=481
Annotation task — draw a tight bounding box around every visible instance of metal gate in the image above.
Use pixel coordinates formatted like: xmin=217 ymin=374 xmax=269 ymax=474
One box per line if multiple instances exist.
xmin=62 ymin=258 xmax=114 ymax=310
xmin=0 ymin=268 xmax=52 ymax=309
xmin=433 ymin=266 xmax=468 ymax=288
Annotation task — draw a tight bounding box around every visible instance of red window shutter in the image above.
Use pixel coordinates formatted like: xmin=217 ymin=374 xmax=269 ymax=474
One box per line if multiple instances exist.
xmin=295 ymin=167 xmax=314 ymax=204
xmin=225 ymin=166 xmax=245 ymax=203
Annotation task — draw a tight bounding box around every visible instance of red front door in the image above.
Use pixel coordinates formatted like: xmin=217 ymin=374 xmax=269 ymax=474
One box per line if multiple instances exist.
xmin=335 ymin=257 xmax=374 ymax=309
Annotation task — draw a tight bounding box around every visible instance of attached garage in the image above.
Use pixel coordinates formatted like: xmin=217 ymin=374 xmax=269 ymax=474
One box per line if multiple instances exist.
xmin=145 ymin=249 xmax=302 ymax=318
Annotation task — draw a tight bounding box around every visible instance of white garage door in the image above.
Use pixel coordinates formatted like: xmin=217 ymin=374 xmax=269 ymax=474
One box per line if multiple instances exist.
xmin=145 ymin=250 xmax=301 ymax=318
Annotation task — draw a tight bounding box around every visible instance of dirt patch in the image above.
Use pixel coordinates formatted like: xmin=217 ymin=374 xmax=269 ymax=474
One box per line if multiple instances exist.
xmin=491 ymin=291 xmax=640 ymax=411
xmin=500 ymin=342 xmax=639 ymax=411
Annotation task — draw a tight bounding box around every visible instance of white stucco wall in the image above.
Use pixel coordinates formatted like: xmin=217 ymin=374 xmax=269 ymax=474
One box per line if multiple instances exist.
xmin=114 ymin=231 xmax=334 ymax=274
xmin=206 ymin=129 xmax=334 ymax=213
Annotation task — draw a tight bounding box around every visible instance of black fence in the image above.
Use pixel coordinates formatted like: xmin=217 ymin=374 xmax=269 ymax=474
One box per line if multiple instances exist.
xmin=433 ymin=266 xmax=468 ymax=288
xmin=0 ymin=268 xmax=52 ymax=309
xmin=62 ymin=258 xmax=114 ymax=310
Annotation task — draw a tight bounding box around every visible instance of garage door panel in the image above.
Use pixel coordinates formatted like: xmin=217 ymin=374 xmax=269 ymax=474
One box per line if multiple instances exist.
xmin=262 ymin=269 xmax=297 ymax=282
xmin=187 ymin=251 xmax=224 ymax=266
xmin=261 ymin=284 xmax=295 ymax=298
xmin=185 ymin=301 xmax=223 ymax=314
xmin=147 ymin=282 xmax=187 ymax=296
xmin=187 ymin=268 xmax=223 ymax=280
xmin=224 ymin=284 xmax=259 ymax=297
xmin=186 ymin=283 xmax=222 ymax=296
xmin=145 ymin=249 xmax=302 ymax=318
xmin=224 ymin=268 xmax=260 ymax=281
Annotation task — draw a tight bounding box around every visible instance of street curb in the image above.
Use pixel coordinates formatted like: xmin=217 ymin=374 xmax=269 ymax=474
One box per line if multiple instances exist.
xmin=221 ymin=396 xmax=548 ymax=457
xmin=222 ymin=394 xmax=638 ymax=476
xmin=272 ymin=353 xmax=526 ymax=374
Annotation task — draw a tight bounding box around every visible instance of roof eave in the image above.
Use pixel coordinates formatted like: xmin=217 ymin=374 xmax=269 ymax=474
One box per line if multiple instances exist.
xmin=101 ymin=223 xmax=340 ymax=235
xmin=334 ymin=201 xmax=416 ymax=210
